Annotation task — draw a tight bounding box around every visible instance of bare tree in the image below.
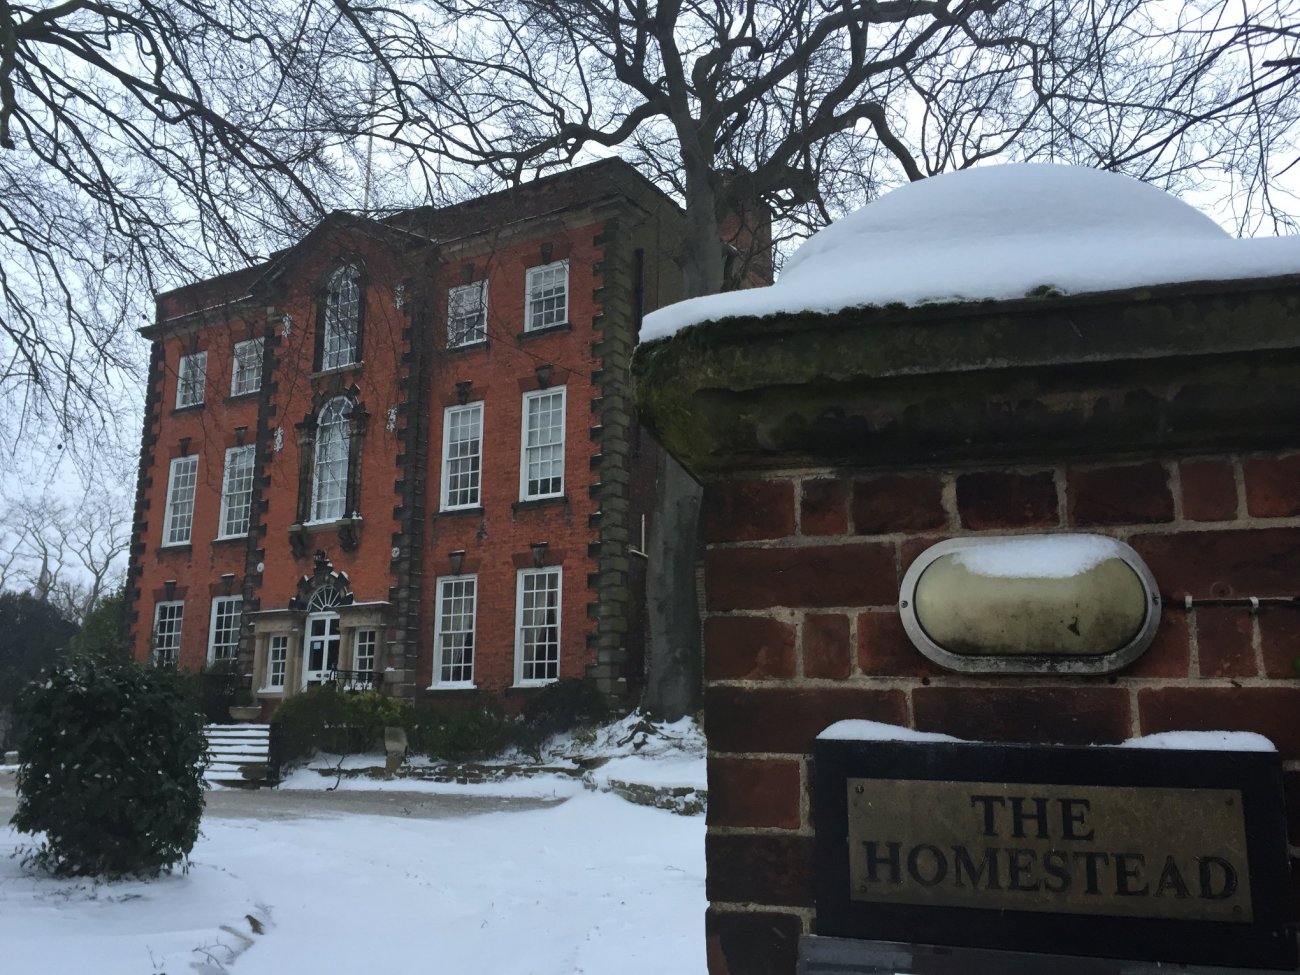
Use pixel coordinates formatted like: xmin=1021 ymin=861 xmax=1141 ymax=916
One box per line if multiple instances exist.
xmin=0 ymin=0 xmax=359 ymax=449
xmin=0 ymin=494 xmax=130 ymax=622
xmin=333 ymin=0 xmax=1300 ymax=297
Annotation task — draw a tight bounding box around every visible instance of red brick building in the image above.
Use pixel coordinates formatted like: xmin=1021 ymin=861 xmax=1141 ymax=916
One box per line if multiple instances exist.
xmin=126 ymin=159 xmax=690 ymax=711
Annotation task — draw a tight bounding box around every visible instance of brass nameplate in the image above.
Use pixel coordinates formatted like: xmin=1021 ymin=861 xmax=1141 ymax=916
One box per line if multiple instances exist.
xmin=848 ymin=778 xmax=1252 ymax=923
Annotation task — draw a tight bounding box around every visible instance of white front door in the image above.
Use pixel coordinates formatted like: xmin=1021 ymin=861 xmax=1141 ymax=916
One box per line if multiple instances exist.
xmin=303 ymin=613 xmax=340 ymax=687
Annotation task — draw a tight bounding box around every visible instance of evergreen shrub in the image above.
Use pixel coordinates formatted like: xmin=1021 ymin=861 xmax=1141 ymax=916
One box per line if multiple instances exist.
xmin=273 ymin=687 xmax=418 ymax=761
xmin=272 ymin=679 xmax=611 ymax=765
xmin=423 ymin=708 xmax=516 ymax=762
xmin=517 ymin=679 xmax=609 ymax=756
xmin=11 ymin=659 xmax=207 ymax=878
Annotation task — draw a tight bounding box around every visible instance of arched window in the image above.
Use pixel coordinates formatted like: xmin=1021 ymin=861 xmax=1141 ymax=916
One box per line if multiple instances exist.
xmin=322 ymin=265 xmax=361 ymax=370
xmin=311 ymin=397 xmax=353 ymax=522
xmin=306 ymin=586 xmax=343 ymax=613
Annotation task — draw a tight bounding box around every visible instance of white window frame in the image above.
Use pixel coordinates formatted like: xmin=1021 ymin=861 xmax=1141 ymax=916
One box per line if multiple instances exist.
xmin=263 ymin=633 xmax=288 ymax=691
xmin=310 ymin=397 xmax=352 ymax=524
xmin=176 ymin=351 xmax=207 ymax=408
xmin=230 ymin=338 xmax=264 ymax=396
xmin=514 ymin=567 xmax=561 ymax=686
xmin=218 ymin=444 xmax=256 ymax=539
xmin=519 ymin=386 xmax=566 ymax=501
xmin=162 ymin=455 xmax=199 ymax=546
xmin=323 ymin=265 xmax=362 ymax=371
xmin=525 ymin=261 xmax=569 ymax=332
xmin=354 ymin=628 xmax=378 ymax=677
xmin=440 ymin=403 xmax=483 ymax=510
xmin=432 ymin=574 xmax=477 ymax=688
xmin=153 ymin=601 xmax=184 ymax=665
xmin=448 ymin=280 xmax=487 ymax=348
xmin=207 ymin=595 xmax=243 ymax=663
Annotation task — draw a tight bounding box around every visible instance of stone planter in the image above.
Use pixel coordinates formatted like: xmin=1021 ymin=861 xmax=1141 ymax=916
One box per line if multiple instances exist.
xmin=228 ymin=705 xmax=263 ymax=723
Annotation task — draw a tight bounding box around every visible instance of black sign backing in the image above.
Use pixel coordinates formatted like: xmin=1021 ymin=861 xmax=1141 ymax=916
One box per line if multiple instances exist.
xmin=813 ymin=738 xmax=1296 ymax=970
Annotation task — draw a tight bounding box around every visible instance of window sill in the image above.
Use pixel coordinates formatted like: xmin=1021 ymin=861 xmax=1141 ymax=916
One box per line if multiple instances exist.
xmin=512 ymin=495 xmax=567 ymax=512
xmin=225 ymin=390 xmax=261 ymax=404
xmin=212 ymin=534 xmax=249 ymax=545
xmin=310 ymin=361 xmax=363 ymax=380
xmin=158 ymin=542 xmax=193 ymax=552
xmin=257 ymin=687 xmax=285 ymax=696
xmin=445 ymin=339 xmax=488 ymax=355
xmin=427 ymin=683 xmax=477 ymax=691
xmin=508 ymin=680 xmax=558 ymax=692
xmin=171 ymin=402 xmax=204 ymax=415
xmin=517 ymin=321 xmax=571 ymax=341
xmin=291 ymin=517 xmax=362 ymax=534
xmin=437 ymin=505 xmax=484 ymax=518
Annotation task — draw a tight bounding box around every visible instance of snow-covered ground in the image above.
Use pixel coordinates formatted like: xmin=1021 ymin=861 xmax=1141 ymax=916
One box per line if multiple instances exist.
xmin=0 ymin=714 xmax=708 ymax=974
xmin=274 ymin=712 xmax=707 ymax=801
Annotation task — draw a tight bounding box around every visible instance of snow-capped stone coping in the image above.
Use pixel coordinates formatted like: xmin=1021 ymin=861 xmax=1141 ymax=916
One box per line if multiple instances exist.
xmin=817 ymin=719 xmax=1277 ymax=752
xmin=643 ymin=164 xmax=1300 ymax=340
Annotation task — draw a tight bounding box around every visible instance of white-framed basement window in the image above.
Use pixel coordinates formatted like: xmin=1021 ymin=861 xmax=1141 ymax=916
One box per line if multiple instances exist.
xmin=176 ymin=351 xmax=207 ymax=408
xmin=433 ymin=575 xmax=477 ymax=687
xmin=448 ymin=280 xmax=487 ymax=348
xmin=162 ymin=455 xmax=199 ymax=546
xmin=515 ymin=567 xmax=560 ymax=685
xmin=441 ymin=403 xmax=483 ymax=510
xmin=231 ymin=338 xmax=264 ymax=396
xmin=153 ymin=601 xmax=184 ymax=665
xmin=218 ymin=444 xmax=256 ymax=538
xmin=520 ymin=387 xmax=565 ymax=500
xmin=208 ymin=595 xmax=243 ymax=663
xmin=525 ymin=261 xmax=568 ymax=331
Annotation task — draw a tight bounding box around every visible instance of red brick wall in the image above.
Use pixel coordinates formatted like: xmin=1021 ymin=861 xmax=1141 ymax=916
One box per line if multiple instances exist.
xmin=257 ymin=231 xmax=416 ymax=610
xmin=133 ymin=224 xmax=419 ymax=669
xmin=417 ymin=222 xmax=606 ymax=698
xmin=131 ymin=306 xmax=264 ymax=669
xmin=700 ymin=454 xmax=1300 ymax=974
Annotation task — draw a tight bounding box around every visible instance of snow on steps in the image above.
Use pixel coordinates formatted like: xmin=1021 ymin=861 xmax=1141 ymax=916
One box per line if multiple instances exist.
xmin=205 ymin=724 xmax=272 ymax=788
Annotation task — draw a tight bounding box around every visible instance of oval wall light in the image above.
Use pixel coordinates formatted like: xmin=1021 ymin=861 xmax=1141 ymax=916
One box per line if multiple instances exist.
xmin=899 ymin=534 xmax=1160 ymax=675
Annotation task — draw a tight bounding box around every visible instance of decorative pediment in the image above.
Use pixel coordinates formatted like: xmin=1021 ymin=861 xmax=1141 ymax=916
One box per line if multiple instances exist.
xmin=289 ymin=550 xmax=353 ymax=611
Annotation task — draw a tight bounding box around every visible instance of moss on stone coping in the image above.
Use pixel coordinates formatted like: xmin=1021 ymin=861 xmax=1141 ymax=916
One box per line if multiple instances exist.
xmin=633 ymin=274 xmax=1300 ymax=478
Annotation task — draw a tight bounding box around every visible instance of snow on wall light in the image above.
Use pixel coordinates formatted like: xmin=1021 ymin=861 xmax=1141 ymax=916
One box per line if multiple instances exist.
xmin=899 ymin=534 xmax=1160 ymax=675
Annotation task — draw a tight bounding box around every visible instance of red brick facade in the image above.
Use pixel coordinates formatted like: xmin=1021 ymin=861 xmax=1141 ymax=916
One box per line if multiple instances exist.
xmin=127 ymin=160 xmax=684 ymax=710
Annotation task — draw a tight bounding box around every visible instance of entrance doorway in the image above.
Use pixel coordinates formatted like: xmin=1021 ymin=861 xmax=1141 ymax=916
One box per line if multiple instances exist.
xmin=303 ymin=586 xmax=343 ymax=687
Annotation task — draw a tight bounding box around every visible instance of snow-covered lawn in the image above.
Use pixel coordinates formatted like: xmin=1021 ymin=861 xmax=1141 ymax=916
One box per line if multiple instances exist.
xmin=1 ymin=790 xmax=705 ymax=974
xmin=1 ymin=716 xmax=708 ymax=973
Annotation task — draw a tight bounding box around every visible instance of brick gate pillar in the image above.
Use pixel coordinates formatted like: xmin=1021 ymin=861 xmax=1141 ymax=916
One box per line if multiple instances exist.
xmin=633 ymin=276 xmax=1300 ymax=975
